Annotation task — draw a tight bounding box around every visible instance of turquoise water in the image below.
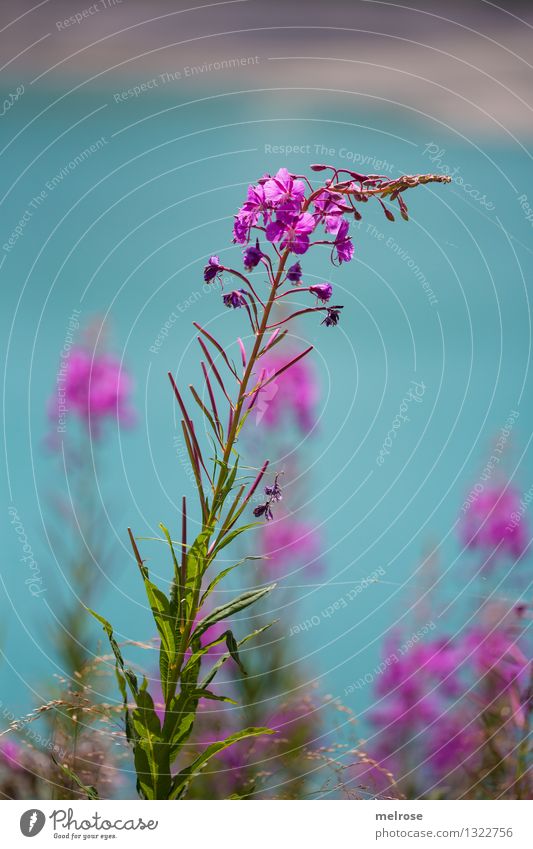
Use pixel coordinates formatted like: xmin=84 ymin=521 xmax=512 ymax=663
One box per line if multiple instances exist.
xmin=1 ymin=84 xmax=532 ymax=731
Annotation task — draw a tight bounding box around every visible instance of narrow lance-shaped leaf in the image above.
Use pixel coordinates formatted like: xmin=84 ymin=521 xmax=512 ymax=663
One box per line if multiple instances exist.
xmin=202 ymin=621 xmax=277 ymax=687
xmin=201 ymin=361 xmax=223 ymax=439
xmin=51 ymin=756 xmax=99 ymax=801
xmin=199 ymin=555 xmax=262 ymax=607
xmin=169 ymin=373 xmax=212 ymax=485
xmin=193 ymin=321 xmax=238 ymax=378
xmin=197 ymin=336 xmax=235 ymax=407
xmin=169 ymin=727 xmax=275 ymax=799
xmin=209 ymin=521 xmax=260 ymax=559
xmin=189 ymin=383 xmax=223 ymax=446
xmin=257 ymin=346 xmax=313 ymax=393
xmin=131 ymin=686 xmax=171 ymax=800
xmin=128 ymin=529 xmax=176 ymax=701
xmin=180 ymin=420 xmax=208 ymax=522
xmin=191 ymin=584 xmax=276 ymax=641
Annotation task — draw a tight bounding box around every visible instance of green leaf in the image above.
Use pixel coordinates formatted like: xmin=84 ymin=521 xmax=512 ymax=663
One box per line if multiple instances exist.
xmin=202 ymin=621 xmax=277 ymax=687
xmin=131 ymin=688 xmax=171 ymax=800
xmin=159 ymin=523 xmax=182 ymax=622
xmin=52 ymin=756 xmax=99 ymax=800
xmin=191 ymin=584 xmax=275 ymax=641
xmin=162 ymin=693 xmax=197 ymax=762
xmin=140 ymin=579 xmax=176 ymax=702
xmin=84 ymin=606 xmax=138 ymax=699
xmin=186 ymin=688 xmax=237 ymax=704
xmin=183 ymin=529 xmax=212 ymax=615
xmin=225 ymin=630 xmax=247 ymax=676
xmin=210 ymin=522 xmax=261 ymax=559
xmin=181 ymin=632 xmax=229 ymax=676
xmin=169 ymin=727 xmax=275 ymax=799
xmin=181 ymin=629 xmax=248 ymax=678
xmin=199 ymin=556 xmax=262 ymax=607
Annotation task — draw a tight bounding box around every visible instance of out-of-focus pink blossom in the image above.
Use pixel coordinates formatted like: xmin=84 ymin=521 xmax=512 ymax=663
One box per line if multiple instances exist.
xmin=261 ymin=518 xmax=322 ymax=575
xmin=464 ymin=627 xmax=530 ymax=725
xmin=460 ymin=484 xmax=529 ymax=561
xmin=255 ymin=353 xmax=318 ymax=433
xmin=48 ymin=346 xmax=135 ymax=437
xmin=0 ymin=739 xmax=23 ymax=771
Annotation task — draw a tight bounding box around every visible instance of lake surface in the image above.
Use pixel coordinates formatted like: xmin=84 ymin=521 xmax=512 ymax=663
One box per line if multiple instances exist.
xmin=1 ymin=83 xmax=532 ymax=742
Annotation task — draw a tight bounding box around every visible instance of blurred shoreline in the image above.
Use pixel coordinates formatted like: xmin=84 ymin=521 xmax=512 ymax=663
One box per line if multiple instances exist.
xmin=0 ymin=0 xmax=532 ymax=135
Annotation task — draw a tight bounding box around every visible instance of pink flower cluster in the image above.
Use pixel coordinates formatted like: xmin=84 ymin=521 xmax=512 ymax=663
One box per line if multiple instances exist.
xmin=368 ymin=626 xmax=530 ymax=786
xmin=233 ymin=167 xmax=354 ymax=264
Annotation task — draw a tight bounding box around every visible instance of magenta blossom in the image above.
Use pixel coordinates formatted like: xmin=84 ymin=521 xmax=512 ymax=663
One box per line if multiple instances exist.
xmin=0 ymin=739 xmax=23 ymax=771
xmin=266 ymin=212 xmax=316 ymax=255
xmin=313 ymin=188 xmax=345 ymax=233
xmin=465 ymin=627 xmax=530 ymax=693
xmin=460 ymin=484 xmax=529 ymax=562
xmin=309 ymin=283 xmax=333 ymax=302
xmin=263 ymin=167 xmax=306 ymax=216
xmin=233 ymin=183 xmax=270 ymax=244
xmin=333 ymin=219 xmax=354 ymax=264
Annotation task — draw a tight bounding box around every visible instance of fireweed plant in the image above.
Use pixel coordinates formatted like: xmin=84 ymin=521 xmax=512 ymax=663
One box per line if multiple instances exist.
xmin=90 ymin=165 xmax=450 ymax=800
xmin=185 ymin=350 xmax=324 ymax=799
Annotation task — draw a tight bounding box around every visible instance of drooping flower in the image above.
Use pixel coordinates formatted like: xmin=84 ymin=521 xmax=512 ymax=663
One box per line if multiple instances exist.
xmin=309 ymin=283 xmax=333 ymax=302
xmin=243 ymin=239 xmax=263 ymax=271
xmin=48 ymin=347 xmax=135 ymax=437
xmin=265 ymin=478 xmax=283 ymax=502
xmin=266 ymin=212 xmax=316 ymax=255
xmin=223 ymin=289 xmax=247 ymax=309
xmin=321 ymin=306 xmax=343 ymax=327
xmin=204 ymin=255 xmax=224 ymax=283
xmin=253 ymin=475 xmax=282 ymax=521
xmin=286 ymin=262 xmax=303 ymax=284
xmin=253 ymin=502 xmax=274 ymax=521
xmin=460 ymin=484 xmax=529 ymax=562
xmin=333 ymin=219 xmax=354 ymax=264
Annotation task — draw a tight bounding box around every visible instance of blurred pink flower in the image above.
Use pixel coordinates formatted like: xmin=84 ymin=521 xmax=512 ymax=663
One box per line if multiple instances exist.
xmin=0 ymin=739 xmax=23 ymax=771
xmin=460 ymin=484 xmax=529 ymax=562
xmin=255 ymin=352 xmax=318 ymax=433
xmin=48 ymin=346 xmax=135 ymax=437
xmin=261 ymin=517 xmax=322 ymax=575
